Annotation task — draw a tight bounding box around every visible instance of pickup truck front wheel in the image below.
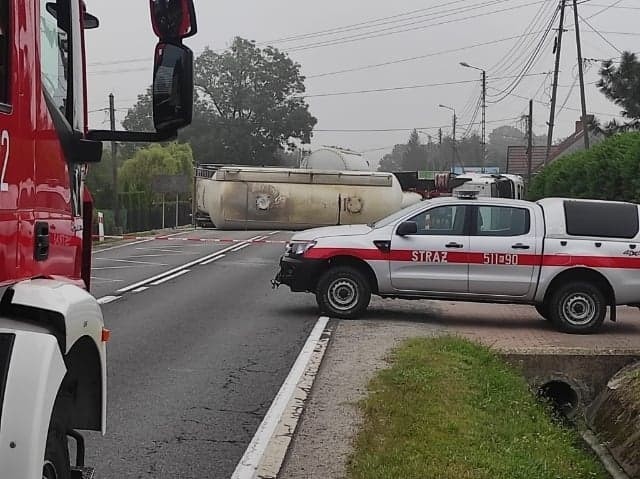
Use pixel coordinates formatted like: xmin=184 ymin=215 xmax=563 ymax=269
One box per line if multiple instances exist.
xmin=549 ymin=282 xmax=606 ymax=334
xmin=316 ymin=266 xmax=371 ymax=319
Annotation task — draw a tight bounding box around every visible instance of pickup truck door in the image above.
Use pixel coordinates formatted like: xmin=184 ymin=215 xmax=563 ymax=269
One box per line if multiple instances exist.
xmin=468 ymin=204 xmax=538 ymax=297
xmin=390 ymin=204 xmax=470 ymax=293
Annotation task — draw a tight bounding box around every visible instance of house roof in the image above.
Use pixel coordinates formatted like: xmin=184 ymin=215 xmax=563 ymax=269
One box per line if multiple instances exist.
xmin=506 ymin=118 xmax=592 ymax=176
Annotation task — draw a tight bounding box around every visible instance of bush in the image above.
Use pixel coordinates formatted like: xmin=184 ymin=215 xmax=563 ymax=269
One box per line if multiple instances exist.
xmin=528 ymin=132 xmax=640 ymax=201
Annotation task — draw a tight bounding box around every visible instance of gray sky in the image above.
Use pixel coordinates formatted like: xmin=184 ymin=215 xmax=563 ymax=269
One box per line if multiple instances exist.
xmin=85 ymin=0 xmax=638 ymax=166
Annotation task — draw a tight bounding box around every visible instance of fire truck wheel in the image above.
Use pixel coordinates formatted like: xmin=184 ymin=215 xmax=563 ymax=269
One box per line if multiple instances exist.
xmin=549 ymin=282 xmax=607 ymax=334
xmin=316 ymin=266 xmax=371 ymax=319
xmin=535 ymin=304 xmax=551 ymax=320
xmin=43 ymin=400 xmax=71 ymax=479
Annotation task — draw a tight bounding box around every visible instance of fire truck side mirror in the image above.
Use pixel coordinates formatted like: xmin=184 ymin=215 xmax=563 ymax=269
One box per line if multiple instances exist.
xmin=150 ymin=0 xmax=197 ymax=41
xmin=152 ymin=43 xmax=194 ymax=133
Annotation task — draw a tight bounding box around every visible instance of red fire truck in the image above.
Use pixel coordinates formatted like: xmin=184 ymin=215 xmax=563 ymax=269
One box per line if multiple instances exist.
xmin=0 ymin=1 xmax=197 ymax=478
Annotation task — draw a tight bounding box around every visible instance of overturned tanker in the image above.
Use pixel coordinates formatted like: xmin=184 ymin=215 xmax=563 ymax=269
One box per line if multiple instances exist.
xmin=195 ymin=165 xmax=416 ymax=230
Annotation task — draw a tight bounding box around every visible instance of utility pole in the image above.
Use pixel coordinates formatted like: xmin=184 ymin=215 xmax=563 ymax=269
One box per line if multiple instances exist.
xmin=109 ymin=93 xmax=119 ymax=230
xmin=452 ymin=111 xmax=457 ymax=173
xmin=572 ymin=0 xmax=590 ymax=150
xmin=527 ymin=99 xmax=533 ymax=185
xmin=545 ymin=0 xmax=567 ymax=166
xmin=481 ymin=70 xmax=487 ymax=164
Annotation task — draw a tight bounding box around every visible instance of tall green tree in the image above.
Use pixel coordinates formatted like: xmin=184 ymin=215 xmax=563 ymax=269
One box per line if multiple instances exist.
xmin=194 ymin=38 xmax=317 ymax=165
xmin=123 ymin=37 xmax=317 ymax=165
xmin=596 ymin=51 xmax=640 ymax=133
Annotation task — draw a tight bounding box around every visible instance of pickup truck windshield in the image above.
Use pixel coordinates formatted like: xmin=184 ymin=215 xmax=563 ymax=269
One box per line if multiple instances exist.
xmin=371 ymin=201 xmax=428 ymax=228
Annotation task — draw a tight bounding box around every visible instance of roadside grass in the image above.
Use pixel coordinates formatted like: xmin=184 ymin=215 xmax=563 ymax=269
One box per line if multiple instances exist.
xmin=348 ymin=336 xmax=607 ymax=479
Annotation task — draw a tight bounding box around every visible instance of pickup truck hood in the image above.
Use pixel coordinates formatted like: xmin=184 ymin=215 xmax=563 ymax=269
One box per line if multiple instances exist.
xmin=292 ymin=224 xmax=372 ymax=241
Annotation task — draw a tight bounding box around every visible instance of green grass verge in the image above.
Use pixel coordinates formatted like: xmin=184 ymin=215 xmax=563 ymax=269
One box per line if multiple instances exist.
xmin=348 ymin=337 xmax=607 ymax=479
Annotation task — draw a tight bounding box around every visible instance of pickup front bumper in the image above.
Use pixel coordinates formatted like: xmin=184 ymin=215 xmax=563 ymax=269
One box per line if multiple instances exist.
xmin=272 ymin=256 xmax=325 ymax=292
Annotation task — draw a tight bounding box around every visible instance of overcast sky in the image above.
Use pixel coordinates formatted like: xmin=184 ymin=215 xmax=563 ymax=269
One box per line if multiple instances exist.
xmin=85 ymin=0 xmax=638 ymax=166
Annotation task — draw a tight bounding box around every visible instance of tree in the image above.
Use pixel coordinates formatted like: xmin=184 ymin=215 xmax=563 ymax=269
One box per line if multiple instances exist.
xmin=402 ymin=130 xmax=428 ymax=171
xmin=194 ymin=37 xmax=316 ymax=165
xmin=596 ymin=51 xmax=640 ymax=134
xmin=123 ymin=37 xmax=317 ymax=165
xmin=378 ymin=144 xmax=408 ymax=172
xmin=119 ymin=143 xmax=194 ymax=203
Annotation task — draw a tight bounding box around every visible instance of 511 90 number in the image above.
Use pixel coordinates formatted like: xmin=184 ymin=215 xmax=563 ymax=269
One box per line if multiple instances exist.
xmin=483 ymin=253 xmax=519 ymax=265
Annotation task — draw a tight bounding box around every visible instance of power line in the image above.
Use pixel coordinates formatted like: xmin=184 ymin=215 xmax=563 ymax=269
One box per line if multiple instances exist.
xmin=306 ymin=32 xmax=544 ymax=79
xmin=313 ymin=116 xmax=524 ymax=133
xmin=260 ymin=0 xmax=507 ymax=46
xmin=488 ymin=0 xmax=557 ymax=76
xmin=487 ymin=4 xmax=560 ymax=103
xmin=287 ymin=0 xmax=548 ymax=53
xmin=583 ymin=0 xmax=626 ymax=19
xmin=301 ymin=72 xmax=552 ymax=98
xmin=578 ymin=13 xmax=622 ymax=53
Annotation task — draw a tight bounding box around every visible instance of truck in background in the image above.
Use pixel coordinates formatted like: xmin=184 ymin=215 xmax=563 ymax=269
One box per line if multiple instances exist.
xmin=393 ymin=171 xmax=525 ymax=200
xmin=0 ymin=1 xmax=197 ymax=478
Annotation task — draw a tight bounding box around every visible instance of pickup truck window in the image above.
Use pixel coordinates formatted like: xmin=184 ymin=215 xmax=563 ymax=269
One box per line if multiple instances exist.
xmin=409 ymin=205 xmax=467 ymax=235
xmin=565 ymin=200 xmax=639 ymax=239
xmin=476 ymin=206 xmax=530 ymax=237
xmin=0 ymin=0 xmax=9 ymax=106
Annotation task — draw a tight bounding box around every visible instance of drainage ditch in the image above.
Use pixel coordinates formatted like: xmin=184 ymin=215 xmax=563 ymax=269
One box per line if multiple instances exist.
xmin=501 ymin=350 xmax=640 ymax=478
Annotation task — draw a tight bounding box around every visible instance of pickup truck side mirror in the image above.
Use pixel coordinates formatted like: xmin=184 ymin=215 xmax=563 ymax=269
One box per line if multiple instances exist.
xmin=396 ymin=221 xmax=418 ymax=236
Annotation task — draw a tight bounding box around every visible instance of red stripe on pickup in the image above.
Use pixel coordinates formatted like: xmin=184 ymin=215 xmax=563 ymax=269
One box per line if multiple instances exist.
xmin=304 ymin=247 xmax=640 ymax=269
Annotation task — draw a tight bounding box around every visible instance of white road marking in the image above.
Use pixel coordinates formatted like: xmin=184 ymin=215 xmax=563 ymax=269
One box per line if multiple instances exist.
xmin=93 ymin=229 xmax=195 ymax=254
xmin=91 ymin=277 xmax=125 ymax=283
xmin=150 ymin=269 xmax=190 ymax=286
xmin=97 ymin=295 xmax=122 ymax=305
xmin=231 ymin=243 xmax=251 ymax=253
xmin=267 ymin=231 xmax=280 ymax=236
xmin=200 ymin=254 xmax=225 ymax=265
xmin=231 ymin=317 xmax=331 ymax=479
xmin=94 ymin=258 xmax=168 ymax=266
xmin=116 ymin=240 xmax=252 ymax=293
xmin=132 ymin=287 xmax=149 ymax=293
xmin=92 ymin=266 xmax=139 ymax=271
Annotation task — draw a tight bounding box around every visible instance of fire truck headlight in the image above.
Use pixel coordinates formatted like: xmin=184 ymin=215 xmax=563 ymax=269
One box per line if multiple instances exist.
xmin=285 ymin=241 xmax=317 ymax=257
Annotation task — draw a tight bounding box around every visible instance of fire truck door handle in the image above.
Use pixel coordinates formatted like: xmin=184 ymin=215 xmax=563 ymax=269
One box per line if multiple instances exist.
xmin=34 ymin=222 xmax=50 ymax=261
xmin=445 ymin=242 xmax=463 ymax=249
xmin=512 ymin=243 xmax=530 ymax=250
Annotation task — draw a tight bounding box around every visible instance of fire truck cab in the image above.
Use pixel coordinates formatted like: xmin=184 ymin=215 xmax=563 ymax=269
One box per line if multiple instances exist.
xmin=0 ymin=1 xmax=197 ymax=478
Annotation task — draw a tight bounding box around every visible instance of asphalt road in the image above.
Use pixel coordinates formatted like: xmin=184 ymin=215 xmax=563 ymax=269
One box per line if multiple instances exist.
xmin=85 ymin=228 xmax=320 ymax=479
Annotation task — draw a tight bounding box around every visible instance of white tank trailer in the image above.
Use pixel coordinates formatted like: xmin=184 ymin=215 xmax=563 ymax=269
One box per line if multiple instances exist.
xmin=300 ymin=147 xmax=371 ymax=171
xmin=195 ymin=165 xmax=419 ymax=230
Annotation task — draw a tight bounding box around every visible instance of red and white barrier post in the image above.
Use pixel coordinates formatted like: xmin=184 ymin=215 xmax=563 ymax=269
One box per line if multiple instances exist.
xmin=97 ymin=212 xmax=105 ymax=242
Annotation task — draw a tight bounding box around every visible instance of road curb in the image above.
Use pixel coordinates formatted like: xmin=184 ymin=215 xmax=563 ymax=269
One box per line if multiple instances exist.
xmin=231 ymin=317 xmax=333 ymax=479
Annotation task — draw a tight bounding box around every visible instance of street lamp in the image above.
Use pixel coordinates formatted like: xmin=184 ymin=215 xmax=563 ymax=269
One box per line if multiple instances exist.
xmin=439 ymin=104 xmax=457 ymax=172
xmin=460 ymin=62 xmax=487 ymax=164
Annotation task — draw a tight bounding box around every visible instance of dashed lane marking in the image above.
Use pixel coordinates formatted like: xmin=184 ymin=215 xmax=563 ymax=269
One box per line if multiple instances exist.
xmin=200 ymin=254 xmax=225 ymax=266
xmin=150 ymin=270 xmax=191 ymax=286
xmin=97 ymin=295 xmax=122 ymax=305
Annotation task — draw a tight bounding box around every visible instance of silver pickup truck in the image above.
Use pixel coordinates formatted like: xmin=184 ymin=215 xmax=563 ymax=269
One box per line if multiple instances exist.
xmin=273 ymin=192 xmax=640 ymax=334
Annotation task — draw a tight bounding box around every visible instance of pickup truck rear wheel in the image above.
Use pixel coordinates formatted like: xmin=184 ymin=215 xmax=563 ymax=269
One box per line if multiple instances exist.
xmin=549 ymin=282 xmax=606 ymax=334
xmin=316 ymin=266 xmax=371 ymax=319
